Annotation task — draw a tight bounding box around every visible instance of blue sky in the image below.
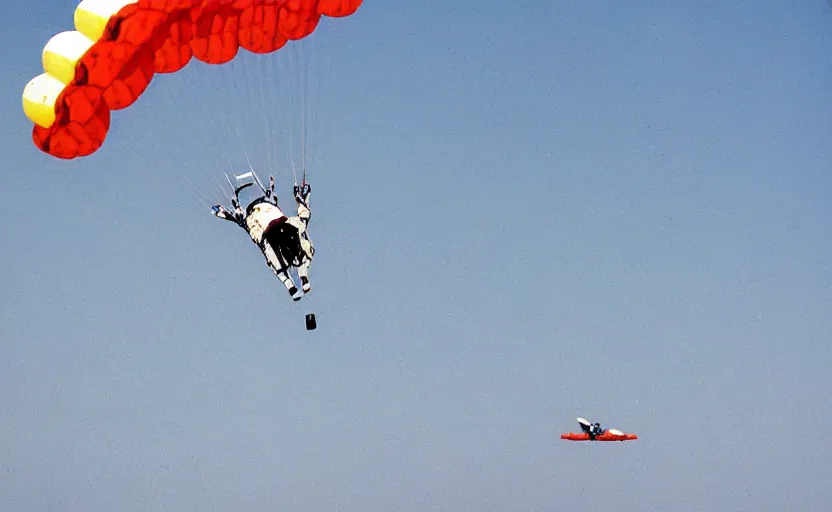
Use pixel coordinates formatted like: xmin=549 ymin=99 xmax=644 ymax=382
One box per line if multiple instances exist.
xmin=2 ymin=1 xmax=831 ymax=510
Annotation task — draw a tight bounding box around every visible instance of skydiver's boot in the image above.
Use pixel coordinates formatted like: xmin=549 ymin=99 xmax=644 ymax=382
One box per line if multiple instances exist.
xmin=274 ymin=269 xmax=301 ymax=301
xmin=264 ymin=243 xmax=301 ymax=301
xmin=286 ymin=282 xmax=303 ymax=301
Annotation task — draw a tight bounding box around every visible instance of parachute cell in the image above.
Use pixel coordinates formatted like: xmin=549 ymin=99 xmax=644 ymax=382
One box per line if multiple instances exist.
xmin=21 ymin=0 xmax=363 ymax=159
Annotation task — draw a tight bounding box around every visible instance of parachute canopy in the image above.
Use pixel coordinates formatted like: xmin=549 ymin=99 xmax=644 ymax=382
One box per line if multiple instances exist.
xmin=560 ymin=431 xmax=638 ymax=442
xmin=561 ymin=417 xmax=638 ymax=442
xmin=21 ymin=0 xmax=362 ymax=160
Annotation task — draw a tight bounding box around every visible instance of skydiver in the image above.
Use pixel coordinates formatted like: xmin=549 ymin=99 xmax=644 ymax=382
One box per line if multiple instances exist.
xmin=587 ymin=422 xmax=604 ymax=440
xmin=211 ymin=177 xmax=314 ymax=301
xmin=587 ymin=423 xmax=597 ymax=440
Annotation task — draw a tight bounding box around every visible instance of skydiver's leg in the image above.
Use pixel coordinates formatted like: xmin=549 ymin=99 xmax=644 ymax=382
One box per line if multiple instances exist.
xmin=301 ymin=235 xmax=314 ymax=260
xmin=276 ymin=269 xmax=302 ymax=301
xmin=285 ymin=227 xmax=303 ymax=265
xmin=286 ymin=217 xmax=313 ymax=261
xmin=290 ymin=222 xmax=313 ymax=294
xmin=298 ymin=238 xmax=314 ymax=293
xmin=297 ymin=259 xmax=311 ymax=293
xmin=263 ymin=242 xmax=301 ymax=300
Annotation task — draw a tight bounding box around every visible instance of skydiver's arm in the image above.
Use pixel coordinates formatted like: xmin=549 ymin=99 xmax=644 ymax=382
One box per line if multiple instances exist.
xmin=267 ymin=176 xmax=275 ymax=200
xmin=212 ymin=205 xmax=246 ymax=228
xmin=211 ymin=204 xmax=233 ymax=220
xmin=294 ymin=184 xmax=311 ymax=224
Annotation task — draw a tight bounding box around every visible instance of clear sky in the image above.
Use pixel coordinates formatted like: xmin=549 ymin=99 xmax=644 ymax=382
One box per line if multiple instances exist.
xmin=2 ymin=1 xmax=831 ymax=511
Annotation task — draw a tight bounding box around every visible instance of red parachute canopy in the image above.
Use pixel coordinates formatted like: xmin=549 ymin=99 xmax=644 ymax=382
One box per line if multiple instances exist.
xmin=560 ymin=431 xmax=638 ymax=442
xmin=22 ymin=0 xmax=362 ymax=159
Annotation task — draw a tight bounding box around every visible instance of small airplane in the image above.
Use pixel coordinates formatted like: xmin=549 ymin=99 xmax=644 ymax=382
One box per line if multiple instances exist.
xmin=560 ymin=417 xmax=638 ymax=442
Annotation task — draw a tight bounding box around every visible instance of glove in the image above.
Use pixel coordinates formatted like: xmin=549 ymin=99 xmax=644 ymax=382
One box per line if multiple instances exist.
xmin=211 ymin=205 xmax=221 ymax=216
xmin=294 ymin=183 xmax=311 ymax=200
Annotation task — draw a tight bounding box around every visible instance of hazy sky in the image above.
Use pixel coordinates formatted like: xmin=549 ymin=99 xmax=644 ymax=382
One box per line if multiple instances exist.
xmin=2 ymin=1 xmax=831 ymax=511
